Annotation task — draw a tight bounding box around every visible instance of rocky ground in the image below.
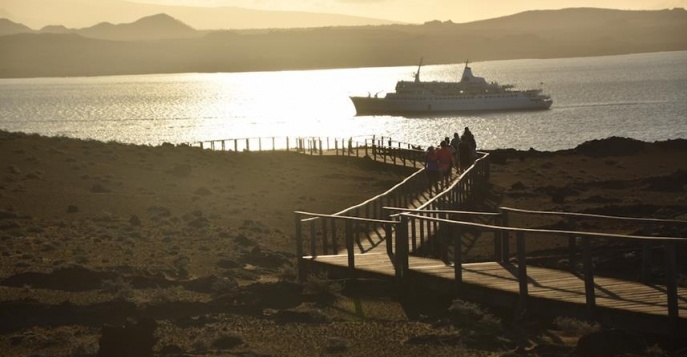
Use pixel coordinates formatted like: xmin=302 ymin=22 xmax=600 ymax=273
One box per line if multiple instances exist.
xmin=0 ymin=130 xmax=685 ymax=356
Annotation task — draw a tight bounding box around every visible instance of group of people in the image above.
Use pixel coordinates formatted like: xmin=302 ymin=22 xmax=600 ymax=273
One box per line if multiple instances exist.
xmin=424 ymin=127 xmax=477 ymax=192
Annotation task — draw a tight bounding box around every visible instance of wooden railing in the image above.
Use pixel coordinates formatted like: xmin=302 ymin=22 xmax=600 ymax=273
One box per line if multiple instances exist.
xmin=382 ymin=151 xmax=492 ymax=257
xmin=394 ymin=211 xmax=687 ymax=332
xmin=295 ymin=212 xmax=399 ymax=278
xmin=499 ymin=207 xmax=687 ymax=282
xmin=189 ymin=135 xmax=373 ymax=155
xmin=188 ymin=135 xmax=425 ymax=167
xmin=294 ymin=149 xmax=491 ymax=259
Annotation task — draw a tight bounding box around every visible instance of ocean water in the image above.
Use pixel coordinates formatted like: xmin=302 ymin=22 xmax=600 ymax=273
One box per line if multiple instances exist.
xmin=1 ymin=51 xmax=686 ymax=151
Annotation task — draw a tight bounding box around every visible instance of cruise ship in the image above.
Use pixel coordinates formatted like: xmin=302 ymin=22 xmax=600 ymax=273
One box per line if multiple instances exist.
xmin=350 ymin=60 xmax=553 ymax=115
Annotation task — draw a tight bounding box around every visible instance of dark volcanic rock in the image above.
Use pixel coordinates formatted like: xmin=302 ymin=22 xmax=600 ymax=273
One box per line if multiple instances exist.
xmin=573 ymin=329 xmax=646 ymax=357
xmin=574 ymin=137 xmax=646 ymax=157
xmin=1 ymin=266 xmax=116 ymax=292
xmin=98 ymin=317 xmax=157 ymax=357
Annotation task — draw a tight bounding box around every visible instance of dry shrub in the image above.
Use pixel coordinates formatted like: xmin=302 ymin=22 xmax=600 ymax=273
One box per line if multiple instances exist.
xmin=552 ymin=316 xmax=600 ymax=336
xmin=303 ymin=271 xmax=344 ymax=297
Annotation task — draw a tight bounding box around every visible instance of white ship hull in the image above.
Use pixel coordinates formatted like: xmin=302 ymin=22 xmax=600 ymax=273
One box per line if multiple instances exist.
xmin=350 ymin=92 xmax=552 ymax=115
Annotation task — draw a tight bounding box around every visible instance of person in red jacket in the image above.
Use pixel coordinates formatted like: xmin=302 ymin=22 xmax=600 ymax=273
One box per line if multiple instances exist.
xmin=436 ymin=141 xmax=454 ymax=188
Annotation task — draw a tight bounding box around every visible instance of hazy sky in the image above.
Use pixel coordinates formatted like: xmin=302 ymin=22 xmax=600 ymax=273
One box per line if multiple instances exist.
xmin=2 ymin=0 xmax=686 ymax=28
xmin=133 ymin=0 xmax=687 ymax=23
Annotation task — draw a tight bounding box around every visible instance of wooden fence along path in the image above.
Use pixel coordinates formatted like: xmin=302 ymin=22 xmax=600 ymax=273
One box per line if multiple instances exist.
xmin=284 ymin=138 xmax=687 ymax=338
xmin=191 ymin=135 xmax=686 ymax=336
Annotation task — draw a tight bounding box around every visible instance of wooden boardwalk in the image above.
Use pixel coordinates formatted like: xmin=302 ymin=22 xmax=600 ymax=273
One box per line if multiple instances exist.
xmin=302 ymin=252 xmax=687 ymax=333
xmin=293 ymin=139 xmax=687 ymax=336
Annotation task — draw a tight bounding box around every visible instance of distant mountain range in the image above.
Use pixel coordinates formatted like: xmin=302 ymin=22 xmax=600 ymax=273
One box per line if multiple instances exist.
xmin=0 ymin=0 xmax=400 ymax=30
xmin=0 ymin=14 xmax=200 ymax=41
xmin=1 ymin=8 xmax=686 ymax=78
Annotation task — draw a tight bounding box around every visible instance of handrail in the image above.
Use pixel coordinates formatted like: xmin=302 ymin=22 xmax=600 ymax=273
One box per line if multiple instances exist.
xmin=417 ymin=151 xmax=490 ymax=210
xmin=500 ymin=206 xmax=687 ymax=225
xmin=393 ymin=211 xmax=685 ymax=335
xmin=400 ymin=212 xmax=687 ymax=242
xmin=385 ymin=207 xmax=502 ymax=217
xmin=295 ymin=211 xmax=397 ymax=225
xmin=332 ymin=168 xmax=426 ymax=217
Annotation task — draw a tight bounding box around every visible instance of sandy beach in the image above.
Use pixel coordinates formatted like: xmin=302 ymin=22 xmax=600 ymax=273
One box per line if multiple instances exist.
xmin=0 ymin=130 xmax=685 ymax=356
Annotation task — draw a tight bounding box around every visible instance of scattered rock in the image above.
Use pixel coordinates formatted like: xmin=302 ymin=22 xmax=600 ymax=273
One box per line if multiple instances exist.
xmin=91 ymin=184 xmax=110 ymax=193
xmin=217 ymin=258 xmax=240 ymax=269
xmin=129 ymin=215 xmax=141 ymax=226
xmin=1 ymin=266 xmax=117 ymax=292
xmin=98 ymin=317 xmax=157 ymax=357
xmin=0 ymin=210 xmax=18 ymax=219
xmin=234 ymin=233 xmax=255 ymax=247
xmin=242 ymin=247 xmax=290 ymax=269
xmin=405 ymin=333 xmax=462 ymax=346
xmin=182 ymin=275 xmax=238 ymax=293
xmin=211 ymin=334 xmax=243 ymax=350
xmin=511 ymin=181 xmax=526 ymax=190
xmin=641 ymin=170 xmax=687 ymax=192
xmin=573 ymin=329 xmax=647 ymax=357
xmin=574 ymin=137 xmax=646 ymax=157
xmin=6 ymin=165 xmax=21 ymax=174
xmin=186 ymin=216 xmax=208 ymax=228
xmin=158 ymin=344 xmax=185 ymax=356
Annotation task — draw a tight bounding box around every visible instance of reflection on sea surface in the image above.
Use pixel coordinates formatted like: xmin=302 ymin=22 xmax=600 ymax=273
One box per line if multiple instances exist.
xmin=0 ymin=51 xmax=685 ymax=150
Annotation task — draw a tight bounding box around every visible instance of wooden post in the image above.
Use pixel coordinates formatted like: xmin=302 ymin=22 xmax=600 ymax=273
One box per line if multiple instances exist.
xmin=286 ymin=137 xmax=290 ymax=151
xmin=439 ymin=206 xmax=448 ymax=263
xmin=641 ymin=222 xmax=652 ymax=283
xmin=453 ymin=223 xmax=463 ymax=289
xmin=335 ymin=140 xmax=339 ymax=156
xmin=516 ymin=231 xmax=528 ymax=300
xmin=310 ymin=219 xmax=317 ymax=258
xmin=322 ymin=219 xmax=328 ymax=255
xmin=493 ymin=215 xmax=503 ymax=262
xmin=419 ymin=219 xmax=426 ymax=255
xmin=664 ymin=241 xmax=679 ymax=340
xmin=396 ymin=215 xmax=409 ymax=280
xmin=221 ymin=140 xmax=225 ymax=151
xmin=295 ymin=212 xmax=304 ymax=282
xmin=501 ymin=210 xmax=510 ymax=263
xmin=258 ymin=137 xmax=262 ymax=151
xmin=272 ymin=137 xmax=275 ymax=151
xmin=345 ymin=219 xmax=355 ymax=278
xmin=410 ymin=219 xmax=417 ymax=253
xmin=319 ymin=139 xmax=323 ymax=156
xmin=331 ymin=219 xmax=338 ymax=253
xmin=581 ymin=235 xmax=596 ymax=311
xmin=569 ymin=236 xmax=578 ymax=273
xmin=385 ymin=223 xmax=393 ymax=258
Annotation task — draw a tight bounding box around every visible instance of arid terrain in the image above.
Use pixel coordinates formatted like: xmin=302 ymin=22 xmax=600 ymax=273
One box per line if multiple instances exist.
xmin=0 ymin=130 xmax=685 ymax=356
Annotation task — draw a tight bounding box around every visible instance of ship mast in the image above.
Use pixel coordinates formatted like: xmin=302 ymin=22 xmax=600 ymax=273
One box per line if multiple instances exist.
xmin=414 ymin=58 xmax=423 ymax=82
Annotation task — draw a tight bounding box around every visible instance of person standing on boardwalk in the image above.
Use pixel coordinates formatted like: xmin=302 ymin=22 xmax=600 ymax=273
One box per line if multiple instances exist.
xmin=458 ymin=138 xmax=471 ymax=173
xmin=436 ymin=141 xmax=454 ymax=188
xmin=459 ymin=127 xmax=477 ymax=170
xmin=450 ymin=132 xmax=461 ymax=167
xmin=424 ymin=146 xmax=440 ymax=193
xmin=462 ymin=127 xmax=477 ymax=159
